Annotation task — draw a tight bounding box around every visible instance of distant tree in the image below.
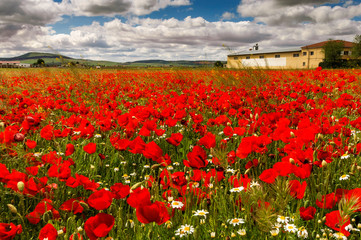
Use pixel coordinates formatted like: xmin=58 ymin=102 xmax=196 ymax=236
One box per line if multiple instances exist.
xmin=322 ymin=40 xmax=344 ymax=63
xmin=352 ymin=34 xmax=361 ymax=59
xmin=214 ymin=61 xmax=223 ymax=68
xmin=37 ymin=59 xmax=45 ymax=65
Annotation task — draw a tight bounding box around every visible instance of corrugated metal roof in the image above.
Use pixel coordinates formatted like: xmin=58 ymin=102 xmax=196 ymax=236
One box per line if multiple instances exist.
xmin=228 ymin=47 xmax=301 ymax=56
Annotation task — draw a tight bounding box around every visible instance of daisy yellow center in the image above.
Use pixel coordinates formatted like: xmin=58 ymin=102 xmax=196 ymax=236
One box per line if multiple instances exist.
xmin=341 ymin=174 xmax=347 ymax=178
xmin=198 ymin=212 xmax=205 ymax=215
xmin=231 ymin=219 xmax=240 ymax=223
xmin=173 ymin=202 xmax=179 ymax=205
xmin=184 ymin=227 xmax=190 ymax=231
xmin=287 ymin=226 xmax=294 ymax=230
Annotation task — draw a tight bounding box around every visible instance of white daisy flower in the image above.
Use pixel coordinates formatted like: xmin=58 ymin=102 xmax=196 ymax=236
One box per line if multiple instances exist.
xmin=270 ymin=228 xmax=279 ymax=236
xmin=228 ymin=218 xmax=245 ymax=226
xmin=171 ymin=201 xmax=184 ymax=209
xmin=250 ymin=181 xmax=260 ymax=188
xmin=175 ymin=224 xmax=194 ymax=237
xmin=94 ymin=134 xmax=102 ymax=138
xmin=226 ymin=168 xmax=235 ymax=174
xmin=341 ymin=154 xmax=350 ymax=159
xmin=284 ymin=223 xmax=297 ymax=233
xmin=277 ymin=215 xmax=289 ymax=223
xmin=297 ymin=227 xmax=308 ymax=239
xmin=339 ymin=174 xmax=350 ymax=180
xmin=114 ymin=167 xmax=119 ymax=172
xmin=230 ymin=187 xmax=245 ymax=192
xmin=237 ymin=229 xmax=246 ymax=236
xmin=193 ymin=209 xmax=209 ymax=218
xmin=333 ymin=232 xmax=347 ymax=240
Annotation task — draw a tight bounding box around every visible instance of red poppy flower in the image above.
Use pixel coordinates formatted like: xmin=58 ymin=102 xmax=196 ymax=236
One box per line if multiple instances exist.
xmin=83 ymin=142 xmax=96 ymax=154
xmin=88 ymin=189 xmax=113 ymax=210
xmin=110 ymin=182 xmax=130 ymax=199
xmin=26 ymin=139 xmax=37 ymax=149
xmin=136 ymin=201 xmax=171 ymax=225
xmin=84 ymin=213 xmax=115 ymax=240
xmin=38 ymin=223 xmax=58 ymax=240
xmin=316 ymin=192 xmax=339 ymax=209
xmin=166 ymin=133 xmax=183 ymax=146
xmin=143 ymin=141 xmax=163 ymax=162
xmin=198 ymin=132 xmax=216 ymax=149
xmin=325 ymin=210 xmax=350 ymax=237
xmin=289 ymin=180 xmax=307 ymax=199
xmin=60 ymin=198 xmax=85 ymax=214
xmin=40 ymin=125 xmax=54 ymax=141
xmin=65 ymin=143 xmax=75 ymax=156
xmin=183 ymin=146 xmax=208 ymax=169
xmin=299 ymin=206 xmax=316 ymax=221
xmin=0 ymin=223 xmax=22 ymax=240
xmin=127 ymin=187 xmax=151 ymax=208
xmin=259 ymin=168 xmax=278 ymax=184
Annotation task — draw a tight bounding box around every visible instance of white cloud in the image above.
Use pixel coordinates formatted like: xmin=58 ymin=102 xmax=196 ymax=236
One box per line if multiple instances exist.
xmin=69 ymin=0 xmax=191 ymax=16
xmin=221 ymin=12 xmax=236 ymax=20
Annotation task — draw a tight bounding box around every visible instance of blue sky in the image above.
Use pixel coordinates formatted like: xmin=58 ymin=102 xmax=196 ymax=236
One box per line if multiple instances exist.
xmin=0 ymin=0 xmax=361 ymax=62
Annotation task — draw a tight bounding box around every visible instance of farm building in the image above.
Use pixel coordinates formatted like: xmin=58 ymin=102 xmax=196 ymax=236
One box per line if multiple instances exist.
xmin=227 ymin=40 xmax=354 ymax=69
xmin=0 ymin=61 xmax=31 ymax=68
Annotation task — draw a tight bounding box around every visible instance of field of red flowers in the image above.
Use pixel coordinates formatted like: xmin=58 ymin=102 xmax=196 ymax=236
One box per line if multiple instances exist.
xmin=1 ymin=68 xmax=361 ymax=239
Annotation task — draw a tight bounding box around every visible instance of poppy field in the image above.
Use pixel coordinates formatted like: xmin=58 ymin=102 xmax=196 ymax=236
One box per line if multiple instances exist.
xmin=2 ymin=67 xmax=361 ymax=239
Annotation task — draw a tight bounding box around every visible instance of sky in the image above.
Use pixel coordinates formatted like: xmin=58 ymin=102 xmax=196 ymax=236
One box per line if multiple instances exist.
xmin=0 ymin=0 xmax=361 ymax=62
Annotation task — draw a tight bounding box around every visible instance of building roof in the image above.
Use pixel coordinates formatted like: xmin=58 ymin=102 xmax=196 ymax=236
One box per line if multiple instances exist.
xmin=301 ymin=40 xmax=353 ymax=49
xmin=228 ymin=47 xmax=301 ymax=57
xmin=0 ymin=61 xmax=20 ymax=64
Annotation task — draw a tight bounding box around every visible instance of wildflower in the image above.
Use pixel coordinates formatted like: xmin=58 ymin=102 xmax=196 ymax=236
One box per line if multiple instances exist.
xmin=277 ymin=215 xmax=289 ymax=223
xmin=250 ymin=181 xmax=261 ymax=188
xmin=270 ymin=228 xmax=279 ymax=236
xmin=122 ymin=174 xmax=129 ymax=179
xmin=144 ymin=165 xmax=150 ymax=168
xmin=34 ymin=152 xmax=42 ymax=157
xmin=339 ymin=174 xmax=350 ymax=180
xmin=165 ymin=220 xmax=172 ymax=228
xmin=167 ymin=166 xmax=174 ymax=170
xmin=284 ymin=223 xmax=297 ymax=233
xmin=210 ymin=232 xmax=216 ymax=238
xmin=297 ymin=227 xmax=308 ymax=239
xmin=237 ymin=229 xmax=246 ymax=236
xmin=94 ymin=134 xmax=102 ymax=138
xmin=226 ymin=168 xmax=235 ymax=174
xmin=175 ymin=224 xmax=194 ymax=237
xmin=193 ymin=209 xmax=209 ymax=218
xmin=130 ymin=172 xmax=136 ymax=176
xmin=173 ymin=162 xmax=180 ymax=166
xmin=171 ymin=201 xmax=184 ymax=209
xmin=114 ymin=168 xmax=119 ymax=172
xmin=125 ymin=219 xmax=134 ymax=228
xmin=341 ymin=154 xmax=350 ymax=159
xmin=230 ymin=187 xmax=244 ymax=192
xmin=333 ymin=232 xmax=347 ymax=240
xmin=228 ymin=218 xmax=245 ymax=226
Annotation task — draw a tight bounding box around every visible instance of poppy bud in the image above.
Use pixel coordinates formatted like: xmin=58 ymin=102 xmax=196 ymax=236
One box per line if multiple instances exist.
xmin=321 ymin=160 xmax=328 ymax=167
xmin=131 ymin=182 xmax=143 ymax=190
xmin=7 ymin=204 xmax=18 ymax=214
xmin=14 ymin=133 xmax=25 ymax=142
xmin=17 ymin=181 xmax=25 ymax=192
xmin=79 ymin=202 xmax=89 ymax=211
xmin=0 ymin=121 xmax=4 ymax=128
xmin=42 ymin=210 xmax=53 ymax=222
xmin=289 ymin=158 xmax=295 ymax=164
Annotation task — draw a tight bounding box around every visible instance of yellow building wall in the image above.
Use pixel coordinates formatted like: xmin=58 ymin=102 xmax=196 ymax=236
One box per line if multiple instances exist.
xmin=227 ymin=47 xmax=353 ymax=69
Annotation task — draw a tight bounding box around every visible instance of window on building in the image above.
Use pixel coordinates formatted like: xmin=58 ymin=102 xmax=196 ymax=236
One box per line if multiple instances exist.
xmin=275 ymin=54 xmax=280 ymax=58
xmin=293 ymin=53 xmax=299 ymax=57
xmin=303 ymin=52 xmax=307 ymax=56
xmin=259 ymin=56 xmax=264 ymax=59
xmin=303 ymin=62 xmax=306 ymax=66
xmin=310 ymin=51 xmax=314 ymax=56
xmin=344 ymin=51 xmax=349 ymax=56
xmin=246 ymin=56 xmax=250 ymax=59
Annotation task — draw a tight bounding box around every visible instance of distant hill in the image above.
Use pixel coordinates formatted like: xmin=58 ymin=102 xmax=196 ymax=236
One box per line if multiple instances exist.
xmin=0 ymin=52 xmax=220 ymax=67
